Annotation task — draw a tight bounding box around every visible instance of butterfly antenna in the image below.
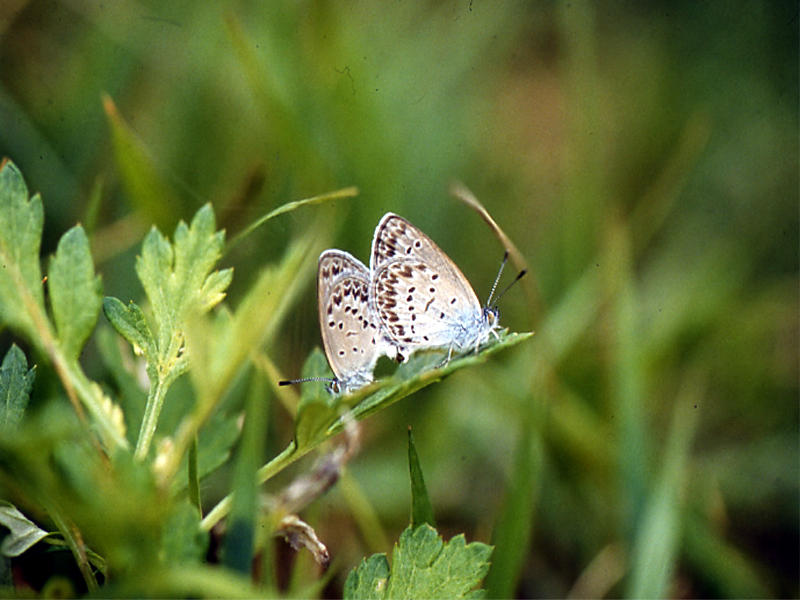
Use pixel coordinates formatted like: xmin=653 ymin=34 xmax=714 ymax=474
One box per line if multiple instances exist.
xmin=485 ymin=251 xmax=509 ymax=307
xmin=492 ymin=268 xmax=527 ymax=308
xmin=279 ymin=377 xmax=335 ymax=386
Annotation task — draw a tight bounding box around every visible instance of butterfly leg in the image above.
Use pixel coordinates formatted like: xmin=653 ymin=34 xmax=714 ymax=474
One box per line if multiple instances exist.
xmin=432 ymin=344 xmax=455 ymax=369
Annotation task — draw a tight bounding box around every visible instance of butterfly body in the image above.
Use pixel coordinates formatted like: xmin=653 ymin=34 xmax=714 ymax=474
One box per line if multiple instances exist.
xmin=370 ymin=213 xmax=501 ymax=362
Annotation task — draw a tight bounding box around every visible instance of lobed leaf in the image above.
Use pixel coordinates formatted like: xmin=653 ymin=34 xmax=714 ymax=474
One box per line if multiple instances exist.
xmin=49 ymin=226 xmax=103 ymax=361
xmin=344 ymin=524 xmax=493 ymax=600
xmin=135 ymin=204 xmax=231 ymax=353
xmin=344 ymin=554 xmax=390 ymax=600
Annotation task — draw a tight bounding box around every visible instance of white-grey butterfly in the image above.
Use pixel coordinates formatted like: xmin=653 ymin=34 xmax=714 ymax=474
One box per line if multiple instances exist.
xmin=370 ymin=213 xmax=524 ymax=364
xmin=281 ymin=249 xmax=396 ymax=394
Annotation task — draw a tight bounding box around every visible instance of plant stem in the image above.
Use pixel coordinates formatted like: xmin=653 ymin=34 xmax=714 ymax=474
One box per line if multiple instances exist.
xmin=135 ymin=375 xmax=168 ymax=461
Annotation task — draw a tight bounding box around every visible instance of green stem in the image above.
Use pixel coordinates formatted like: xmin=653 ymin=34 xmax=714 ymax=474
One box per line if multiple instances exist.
xmin=46 ymin=501 xmax=98 ymax=591
xmin=188 ymin=436 xmax=201 ymax=516
xmin=135 ymin=375 xmax=168 ymax=461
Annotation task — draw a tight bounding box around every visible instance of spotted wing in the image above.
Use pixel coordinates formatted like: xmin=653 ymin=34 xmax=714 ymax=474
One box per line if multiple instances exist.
xmin=370 ymin=213 xmax=487 ymax=355
xmin=318 ymin=250 xmax=383 ymax=392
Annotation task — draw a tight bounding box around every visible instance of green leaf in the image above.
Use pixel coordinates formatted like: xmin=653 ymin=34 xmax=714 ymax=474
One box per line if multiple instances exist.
xmin=170 ymin=409 xmax=243 ymax=497
xmin=407 ymin=429 xmax=435 ymax=529
xmin=294 ymin=349 xmax=341 ymax=450
xmin=49 ymin=226 xmax=103 ymax=361
xmin=0 ymin=504 xmax=49 ymax=557
xmin=161 ymin=501 xmax=208 ymax=565
xmin=103 ymin=94 xmax=181 ymax=231
xmin=136 ymin=204 xmax=232 ymax=355
xmin=223 ymin=374 xmax=267 ymax=574
xmin=115 ymin=204 xmax=233 ymax=461
xmin=344 ymin=524 xmax=493 ymax=600
xmin=0 ymin=160 xmax=45 ymax=337
xmin=484 ymin=420 xmax=542 ymax=599
xmin=0 ymin=344 xmax=35 ymax=432
xmin=343 ymin=554 xmax=390 ymax=600
xmin=628 ymin=397 xmax=699 ymax=598
xmin=102 ymin=297 xmax=156 ymax=359
xmin=335 ymin=332 xmax=533 ymax=434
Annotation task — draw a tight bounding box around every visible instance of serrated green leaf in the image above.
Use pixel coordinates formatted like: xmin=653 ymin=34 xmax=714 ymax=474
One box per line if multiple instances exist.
xmin=344 ymin=554 xmax=390 ymax=600
xmin=102 ymin=297 xmax=155 ymax=359
xmin=345 ymin=524 xmax=493 ymax=600
xmin=136 ymin=204 xmax=231 ymax=353
xmin=0 ymin=345 xmax=35 ymax=432
xmin=116 ymin=204 xmax=233 ymax=461
xmin=0 ymin=505 xmax=49 ymax=557
xmin=0 ymin=161 xmax=45 ymax=336
xmin=408 ymin=430 xmax=435 ymax=529
xmin=49 ymin=226 xmax=103 ymax=360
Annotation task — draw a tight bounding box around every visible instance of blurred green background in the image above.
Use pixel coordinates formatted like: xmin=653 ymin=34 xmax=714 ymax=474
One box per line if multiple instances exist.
xmin=0 ymin=0 xmax=797 ymax=597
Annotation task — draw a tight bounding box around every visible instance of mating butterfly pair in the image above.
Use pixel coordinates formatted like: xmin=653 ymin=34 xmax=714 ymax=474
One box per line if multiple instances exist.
xmin=285 ymin=213 xmax=523 ymax=394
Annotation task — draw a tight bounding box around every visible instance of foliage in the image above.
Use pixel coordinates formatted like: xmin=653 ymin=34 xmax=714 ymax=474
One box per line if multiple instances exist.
xmin=0 ymin=161 xmax=525 ymax=595
xmin=344 ymin=525 xmax=492 ymax=600
xmin=0 ymin=1 xmax=796 ymax=598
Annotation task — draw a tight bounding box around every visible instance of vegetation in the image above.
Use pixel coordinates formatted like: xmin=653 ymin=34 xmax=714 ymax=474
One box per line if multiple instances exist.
xmin=0 ymin=1 xmax=796 ymax=597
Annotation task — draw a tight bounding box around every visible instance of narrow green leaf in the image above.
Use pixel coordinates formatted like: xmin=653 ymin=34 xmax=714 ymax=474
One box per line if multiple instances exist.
xmin=225 ymin=186 xmax=359 ymax=255
xmin=344 ymin=554 xmax=390 ymax=600
xmin=0 ymin=505 xmax=49 ymax=557
xmin=223 ymin=373 xmax=265 ymax=573
xmin=103 ymin=94 xmax=181 ymax=230
xmin=102 ymin=297 xmax=155 ymax=358
xmin=627 ymin=397 xmax=699 ymax=598
xmin=0 ymin=345 xmax=35 ymax=432
xmin=49 ymin=226 xmax=103 ymax=360
xmin=345 ymin=524 xmax=493 ymax=599
xmin=407 ymin=429 xmax=435 ymax=529
xmin=0 ymin=161 xmax=45 ymax=335
xmin=484 ymin=420 xmax=542 ymax=599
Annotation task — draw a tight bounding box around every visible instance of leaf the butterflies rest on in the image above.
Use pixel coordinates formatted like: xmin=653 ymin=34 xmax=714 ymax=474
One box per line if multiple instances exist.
xmin=49 ymin=226 xmax=103 ymax=361
xmin=344 ymin=524 xmax=493 ymax=600
xmin=0 ymin=345 xmax=35 ymax=433
xmin=0 ymin=161 xmax=45 ymax=337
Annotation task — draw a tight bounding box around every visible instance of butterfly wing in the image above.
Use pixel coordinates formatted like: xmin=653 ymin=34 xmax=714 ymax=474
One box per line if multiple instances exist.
xmin=318 ymin=250 xmax=384 ymax=392
xmin=370 ymin=214 xmax=490 ymax=356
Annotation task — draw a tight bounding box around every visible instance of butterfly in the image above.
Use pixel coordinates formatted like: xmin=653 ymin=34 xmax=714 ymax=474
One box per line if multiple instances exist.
xmin=369 ymin=213 xmax=524 ymax=364
xmin=281 ymin=249 xmax=397 ymax=394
